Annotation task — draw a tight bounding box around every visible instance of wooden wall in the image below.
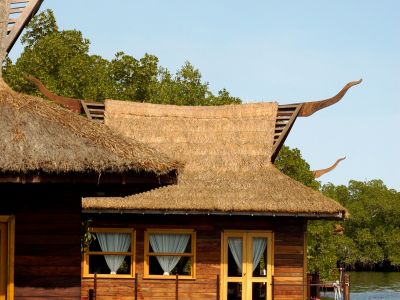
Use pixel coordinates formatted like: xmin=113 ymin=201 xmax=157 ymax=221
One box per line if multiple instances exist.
xmin=0 ymin=185 xmax=82 ymax=300
xmin=82 ymin=214 xmax=306 ymax=300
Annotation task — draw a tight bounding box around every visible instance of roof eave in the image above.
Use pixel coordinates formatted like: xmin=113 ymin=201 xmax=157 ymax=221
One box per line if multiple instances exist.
xmin=82 ymin=208 xmax=345 ymax=220
xmin=0 ymin=172 xmax=177 ymax=185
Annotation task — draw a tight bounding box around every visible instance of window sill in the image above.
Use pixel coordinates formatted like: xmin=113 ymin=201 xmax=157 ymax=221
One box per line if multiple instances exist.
xmin=83 ymin=274 xmax=136 ymax=279
xmin=143 ymin=275 xmax=196 ymax=280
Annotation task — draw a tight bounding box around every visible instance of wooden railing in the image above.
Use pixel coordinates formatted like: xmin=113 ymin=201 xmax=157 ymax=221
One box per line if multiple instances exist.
xmin=272 ymin=270 xmax=351 ymax=300
xmin=88 ymin=273 xmax=221 ymax=300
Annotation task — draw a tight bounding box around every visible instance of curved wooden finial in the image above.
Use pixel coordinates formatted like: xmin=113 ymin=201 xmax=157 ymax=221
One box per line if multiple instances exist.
xmin=312 ymin=157 xmax=346 ymax=178
xmin=23 ymin=74 xmax=83 ymax=113
xmin=298 ymin=79 xmax=362 ymax=117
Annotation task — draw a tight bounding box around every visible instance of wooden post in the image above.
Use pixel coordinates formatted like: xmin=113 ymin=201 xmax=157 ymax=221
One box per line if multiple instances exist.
xmin=315 ymin=270 xmax=320 ymax=299
xmin=343 ymin=273 xmax=350 ymax=300
xmin=307 ymin=273 xmax=311 ymax=300
xmin=135 ymin=273 xmax=138 ymax=300
xmin=216 ymin=274 xmax=220 ymax=300
xmin=88 ymin=289 xmax=95 ymax=300
xmin=175 ymin=273 xmax=179 ymax=300
xmin=94 ymin=273 xmax=97 ymax=300
xmin=271 ymin=275 xmax=274 ymax=300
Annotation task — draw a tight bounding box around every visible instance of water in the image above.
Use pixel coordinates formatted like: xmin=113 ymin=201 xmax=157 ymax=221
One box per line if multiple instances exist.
xmin=321 ymin=272 xmax=400 ymax=300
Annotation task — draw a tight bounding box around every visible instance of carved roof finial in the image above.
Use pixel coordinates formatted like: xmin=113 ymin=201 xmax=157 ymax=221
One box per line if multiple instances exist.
xmin=24 ymin=74 xmax=83 ymax=113
xmin=312 ymin=157 xmax=346 ymax=178
xmin=299 ymin=79 xmax=362 ymax=117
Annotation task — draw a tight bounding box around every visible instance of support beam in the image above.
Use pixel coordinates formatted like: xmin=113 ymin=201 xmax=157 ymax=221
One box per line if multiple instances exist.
xmin=0 ymin=0 xmax=9 ymax=76
xmin=5 ymin=0 xmax=44 ymax=54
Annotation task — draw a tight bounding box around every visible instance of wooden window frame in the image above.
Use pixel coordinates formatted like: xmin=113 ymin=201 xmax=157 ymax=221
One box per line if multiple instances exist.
xmin=144 ymin=229 xmax=196 ymax=280
xmin=83 ymin=227 xmax=135 ymax=279
xmin=0 ymin=215 xmax=15 ymax=300
xmin=221 ymin=230 xmax=274 ymax=300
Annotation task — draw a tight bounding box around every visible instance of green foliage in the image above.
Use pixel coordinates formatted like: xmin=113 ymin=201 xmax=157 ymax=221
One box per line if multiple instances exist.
xmin=307 ymin=221 xmax=340 ymax=279
xmin=81 ymin=220 xmax=96 ymax=253
xmin=3 ymin=9 xmax=241 ymax=106
xmin=321 ymin=180 xmax=400 ymax=270
xmin=276 ymin=146 xmax=400 ymax=279
xmin=20 ymin=9 xmax=58 ymax=49
xmin=275 ymin=146 xmax=320 ymax=190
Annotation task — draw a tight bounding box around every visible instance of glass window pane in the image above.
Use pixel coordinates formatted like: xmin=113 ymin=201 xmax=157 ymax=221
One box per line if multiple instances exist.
xmin=227 ymin=282 xmax=242 ymax=300
xmin=228 ymin=237 xmax=242 ymax=277
xmin=89 ymin=233 xmax=131 ymax=252
xmin=252 ymin=238 xmax=267 ymax=277
xmin=149 ymin=234 xmax=191 ymax=253
xmin=252 ymin=282 xmax=267 ymax=300
xmin=149 ymin=256 xmax=192 ymax=276
xmin=89 ymin=255 xmax=131 ymax=275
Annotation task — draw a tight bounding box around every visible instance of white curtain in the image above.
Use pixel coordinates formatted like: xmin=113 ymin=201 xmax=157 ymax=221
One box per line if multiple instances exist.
xmin=149 ymin=234 xmax=190 ymax=275
xmin=252 ymin=238 xmax=267 ymax=272
xmin=96 ymin=233 xmax=131 ymax=274
xmin=228 ymin=237 xmax=243 ymax=273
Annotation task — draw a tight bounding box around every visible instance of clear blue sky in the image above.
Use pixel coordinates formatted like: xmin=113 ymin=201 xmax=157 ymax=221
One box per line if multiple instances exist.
xmin=9 ymin=0 xmax=400 ymax=190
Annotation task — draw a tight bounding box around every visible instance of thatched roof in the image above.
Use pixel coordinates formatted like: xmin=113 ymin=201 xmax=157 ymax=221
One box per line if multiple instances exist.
xmin=83 ymin=100 xmax=346 ymax=218
xmin=0 ymin=79 xmax=181 ymax=175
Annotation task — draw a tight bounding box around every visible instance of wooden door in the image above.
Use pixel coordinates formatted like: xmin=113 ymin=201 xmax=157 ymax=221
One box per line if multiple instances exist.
xmin=222 ymin=231 xmax=273 ymax=300
xmin=0 ymin=222 xmax=7 ymax=300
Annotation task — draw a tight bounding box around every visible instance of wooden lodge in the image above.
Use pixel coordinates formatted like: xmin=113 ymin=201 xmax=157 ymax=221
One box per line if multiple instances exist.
xmin=0 ymin=79 xmax=179 ymax=300
xmin=80 ymin=81 xmax=360 ymax=300
xmin=1 ymin=3 xmax=361 ymax=300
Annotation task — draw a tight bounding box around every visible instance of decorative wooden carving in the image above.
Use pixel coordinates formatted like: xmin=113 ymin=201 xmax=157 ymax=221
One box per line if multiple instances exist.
xmin=25 ymin=74 xmax=105 ymax=120
xmin=298 ymin=79 xmax=362 ymax=117
xmin=272 ymin=80 xmax=361 ymax=161
xmin=24 ymin=74 xmax=83 ymax=113
xmin=25 ymin=75 xmax=361 ymax=157
xmin=312 ymin=157 xmax=346 ymax=178
xmin=5 ymin=0 xmax=44 ymax=53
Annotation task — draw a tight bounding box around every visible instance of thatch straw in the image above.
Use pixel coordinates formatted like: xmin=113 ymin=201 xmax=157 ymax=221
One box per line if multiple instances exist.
xmin=83 ymin=100 xmax=347 ymax=218
xmin=0 ymin=79 xmax=182 ymax=175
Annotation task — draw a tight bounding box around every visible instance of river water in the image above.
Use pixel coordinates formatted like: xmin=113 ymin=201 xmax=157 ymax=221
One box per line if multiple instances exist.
xmin=321 ymin=272 xmax=400 ymax=300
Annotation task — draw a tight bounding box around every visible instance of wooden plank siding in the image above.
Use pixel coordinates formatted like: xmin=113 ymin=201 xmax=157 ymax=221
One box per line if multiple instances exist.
xmin=0 ymin=185 xmax=82 ymax=300
xmin=82 ymin=214 xmax=306 ymax=300
xmin=274 ymin=224 xmax=306 ymax=300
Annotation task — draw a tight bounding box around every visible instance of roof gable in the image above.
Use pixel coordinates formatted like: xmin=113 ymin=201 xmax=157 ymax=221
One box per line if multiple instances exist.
xmin=83 ymin=99 xmax=347 ymax=219
xmin=105 ymin=100 xmax=278 ymax=171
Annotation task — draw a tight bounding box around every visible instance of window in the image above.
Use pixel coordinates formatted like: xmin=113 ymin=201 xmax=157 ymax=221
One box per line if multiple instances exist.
xmin=83 ymin=228 xmax=135 ymax=278
xmin=144 ymin=229 xmax=196 ymax=279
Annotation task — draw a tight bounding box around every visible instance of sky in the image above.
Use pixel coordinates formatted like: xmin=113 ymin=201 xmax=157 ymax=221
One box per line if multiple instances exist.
xmin=8 ymin=0 xmax=400 ymax=190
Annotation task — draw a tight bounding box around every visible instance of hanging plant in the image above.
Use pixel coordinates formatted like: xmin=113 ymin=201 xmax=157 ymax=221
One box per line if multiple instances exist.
xmin=81 ymin=219 xmax=96 ymax=253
